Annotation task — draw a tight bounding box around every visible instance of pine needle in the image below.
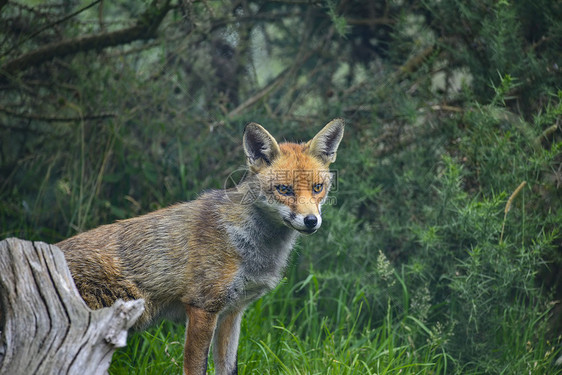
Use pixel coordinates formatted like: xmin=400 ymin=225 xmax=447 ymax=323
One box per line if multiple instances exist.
xmin=500 ymin=181 xmax=527 ymax=244
xmin=504 ymin=181 xmax=527 ymax=214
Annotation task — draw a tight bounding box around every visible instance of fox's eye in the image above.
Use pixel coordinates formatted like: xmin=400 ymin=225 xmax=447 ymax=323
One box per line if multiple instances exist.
xmin=312 ymin=183 xmax=323 ymax=193
xmin=276 ymin=184 xmax=294 ymax=196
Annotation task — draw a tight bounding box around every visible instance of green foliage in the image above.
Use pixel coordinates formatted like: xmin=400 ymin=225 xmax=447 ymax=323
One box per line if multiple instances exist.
xmin=111 ymin=270 xmax=454 ymax=375
xmin=2 ymin=0 xmax=562 ymax=373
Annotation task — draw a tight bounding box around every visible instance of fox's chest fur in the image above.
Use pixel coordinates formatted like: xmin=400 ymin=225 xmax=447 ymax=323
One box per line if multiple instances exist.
xmin=225 ymin=200 xmax=298 ymax=304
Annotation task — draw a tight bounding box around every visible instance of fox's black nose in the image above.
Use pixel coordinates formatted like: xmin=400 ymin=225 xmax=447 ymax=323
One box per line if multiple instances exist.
xmin=303 ymin=215 xmax=318 ymax=229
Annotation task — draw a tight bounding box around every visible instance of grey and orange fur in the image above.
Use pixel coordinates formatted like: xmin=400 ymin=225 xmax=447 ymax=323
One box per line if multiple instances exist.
xmin=57 ymin=119 xmax=345 ymax=375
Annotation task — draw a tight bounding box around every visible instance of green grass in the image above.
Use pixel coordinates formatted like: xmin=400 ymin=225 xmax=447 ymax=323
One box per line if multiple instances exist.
xmin=109 ymin=264 xmax=562 ymax=374
xmin=109 ymin=269 xmax=454 ymax=375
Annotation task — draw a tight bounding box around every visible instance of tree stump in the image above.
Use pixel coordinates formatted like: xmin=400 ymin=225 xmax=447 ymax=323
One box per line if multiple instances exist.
xmin=0 ymin=238 xmax=145 ymax=374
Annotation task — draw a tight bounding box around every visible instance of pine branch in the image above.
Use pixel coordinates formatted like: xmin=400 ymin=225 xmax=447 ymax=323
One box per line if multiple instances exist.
xmin=0 ymin=0 xmax=171 ymax=79
xmin=346 ymin=17 xmax=394 ymax=26
xmin=0 ymin=0 xmax=8 ymax=13
xmin=1 ymin=0 xmax=102 ymax=59
xmin=0 ymin=105 xmax=116 ymax=122
xmin=395 ymin=44 xmax=437 ymax=80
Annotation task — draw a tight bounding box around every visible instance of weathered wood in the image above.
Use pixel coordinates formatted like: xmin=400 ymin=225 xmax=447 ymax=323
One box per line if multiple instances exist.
xmin=0 ymin=238 xmax=145 ymax=374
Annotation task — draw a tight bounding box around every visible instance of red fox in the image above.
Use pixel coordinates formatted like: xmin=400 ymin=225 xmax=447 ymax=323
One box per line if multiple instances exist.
xmin=57 ymin=119 xmax=344 ymax=375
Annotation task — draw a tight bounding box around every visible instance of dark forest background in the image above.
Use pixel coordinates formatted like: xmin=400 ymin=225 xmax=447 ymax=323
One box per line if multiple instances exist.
xmin=1 ymin=0 xmax=561 ymax=373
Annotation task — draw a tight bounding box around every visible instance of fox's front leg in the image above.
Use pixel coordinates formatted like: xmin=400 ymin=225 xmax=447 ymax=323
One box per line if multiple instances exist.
xmin=184 ymin=305 xmax=218 ymax=375
xmin=212 ymin=308 xmax=244 ymax=375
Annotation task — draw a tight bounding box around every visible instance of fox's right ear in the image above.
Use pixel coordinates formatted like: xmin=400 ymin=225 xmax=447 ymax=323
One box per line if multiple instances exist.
xmin=243 ymin=123 xmax=281 ymax=172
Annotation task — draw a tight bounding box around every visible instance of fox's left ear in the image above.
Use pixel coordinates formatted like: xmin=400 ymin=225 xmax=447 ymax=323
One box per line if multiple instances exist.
xmin=307 ymin=118 xmax=345 ymax=164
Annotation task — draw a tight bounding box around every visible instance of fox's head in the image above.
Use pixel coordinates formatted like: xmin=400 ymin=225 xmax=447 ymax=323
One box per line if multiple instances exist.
xmin=242 ymin=119 xmax=344 ymax=234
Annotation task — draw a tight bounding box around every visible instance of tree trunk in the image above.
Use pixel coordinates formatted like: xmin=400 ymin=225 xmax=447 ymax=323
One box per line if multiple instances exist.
xmin=0 ymin=238 xmax=144 ymax=374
